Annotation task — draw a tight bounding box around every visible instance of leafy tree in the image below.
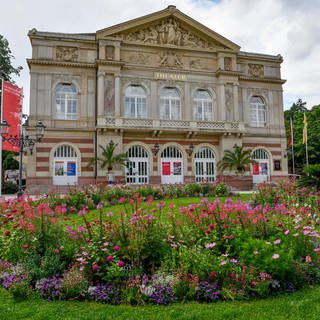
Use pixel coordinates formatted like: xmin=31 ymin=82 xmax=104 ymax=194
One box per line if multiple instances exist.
xmin=2 ymin=150 xmax=19 ymax=170
xmin=284 ymin=99 xmax=320 ymax=174
xmin=218 ymin=144 xmax=257 ymax=174
xmin=0 ymin=34 xmax=22 ymax=83
xmin=90 ymin=142 xmax=128 ymax=173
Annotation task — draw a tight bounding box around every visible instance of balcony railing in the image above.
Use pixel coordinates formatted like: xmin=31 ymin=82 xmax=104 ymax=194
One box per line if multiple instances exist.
xmin=102 ymin=117 xmax=245 ymax=133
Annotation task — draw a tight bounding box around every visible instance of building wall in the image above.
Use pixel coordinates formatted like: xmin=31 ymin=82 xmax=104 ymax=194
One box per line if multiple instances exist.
xmin=27 ymin=6 xmax=288 ymax=192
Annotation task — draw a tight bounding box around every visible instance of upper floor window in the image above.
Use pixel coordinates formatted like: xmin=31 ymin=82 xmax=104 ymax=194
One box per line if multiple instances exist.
xmin=55 ymin=83 xmax=77 ymax=120
xmin=125 ymin=85 xmax=147 ymax=118
xmin=193 ymin=90 xmax=213 ymax=121
xmin=160 ymin=87 xmax=181 ymax=120
xmin=250 ymin=96 xmax=266 ymax=127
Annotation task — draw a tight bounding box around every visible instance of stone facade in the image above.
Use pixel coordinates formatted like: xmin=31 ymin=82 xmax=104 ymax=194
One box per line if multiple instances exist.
xmin=27 ymin=6 xmax=287 ymax=193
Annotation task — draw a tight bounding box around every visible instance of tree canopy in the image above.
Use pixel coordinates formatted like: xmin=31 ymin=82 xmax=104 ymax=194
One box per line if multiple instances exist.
xmin=0 ymin=34 xmax=22 ymax=83
xmin=285 ymin=99 xmax=320 ymax=174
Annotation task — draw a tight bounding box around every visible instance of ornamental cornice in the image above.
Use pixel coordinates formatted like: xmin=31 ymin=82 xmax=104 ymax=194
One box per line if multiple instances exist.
xmin=27 ymin=59 xmax=96 ymax=69
xmin=239 ymin=75 xmax=286 ymax=84
xmin=216 ymin=69 xmax=242 ymax=77
xmin=96 ymin=59 xmax=125 ymax=66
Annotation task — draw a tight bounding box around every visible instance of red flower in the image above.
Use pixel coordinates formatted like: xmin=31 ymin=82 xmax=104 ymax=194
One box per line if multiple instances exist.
xmin=23 ymin=244 xmax=29 ymax=249
xmin=118 ymin=260 xmax=125 ymax=267
xmin=204 ymin=229 xmax=210 ymax=235
xmin=106 ymin=255 xmax=113 ymax=262
xmin=92 ymin=264 xmax=99 ymax=271
xmin=4 ymin=230 xmax=10 ymax=236
xmin=250 ymin=281 xmax=257 ymax=288
xmin=208 ymin=223 xmax=214 ymax=229
xmin=113 ymin=245 xmax=120 ymax=251
xmin=209 ymin=272 xmax=216 ymax=279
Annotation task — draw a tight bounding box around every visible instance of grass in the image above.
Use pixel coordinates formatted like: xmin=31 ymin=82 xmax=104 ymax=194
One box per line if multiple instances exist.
xmin=1 ymin=285 xmax=320 ymax=320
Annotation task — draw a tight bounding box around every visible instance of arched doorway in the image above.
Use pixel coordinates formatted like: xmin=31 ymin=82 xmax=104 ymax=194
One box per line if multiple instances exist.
xmin=252 ymin=148 xmax=270 ymax=184
xmin=53 ymin=144 xmax=78 ymax=186
xmin=194 ymin=147 xmax=216 ymax=182
xmin=125 ymin=145 xmax=149 ymax=184
xmin=160 ymin=146 xmax=183 ymax=184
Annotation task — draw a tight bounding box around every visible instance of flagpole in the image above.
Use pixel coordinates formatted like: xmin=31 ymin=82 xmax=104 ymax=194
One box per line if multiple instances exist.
xmin=303 ymin=112 xmax=309 ymax=167
xmin=290 ymin=114 xmax=295 ymax=174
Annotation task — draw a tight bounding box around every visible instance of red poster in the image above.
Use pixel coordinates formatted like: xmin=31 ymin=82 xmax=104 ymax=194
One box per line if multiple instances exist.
xmin=253 ymin=163 xmax=259 ymax=175
xmin=1 ymin=81 xmax=22 ymax=152
xmin=162 ymin=162 xmax=171 ymax=175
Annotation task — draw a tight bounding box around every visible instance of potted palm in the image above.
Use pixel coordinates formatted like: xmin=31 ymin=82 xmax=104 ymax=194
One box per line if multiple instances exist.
xmin=90 ymin=141 xmax=128 ymax=185
xmin=218 ymin=144 xmax=257 ymax=190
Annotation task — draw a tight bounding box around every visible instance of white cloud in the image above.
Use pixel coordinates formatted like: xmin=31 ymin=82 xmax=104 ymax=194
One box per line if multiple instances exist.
xmin=1 ymin=0 xmax=319 ymax=112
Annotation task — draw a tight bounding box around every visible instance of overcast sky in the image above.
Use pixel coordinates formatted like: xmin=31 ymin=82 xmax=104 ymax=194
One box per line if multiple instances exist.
xmin=1 ymin=0 xmax=320 ymax=113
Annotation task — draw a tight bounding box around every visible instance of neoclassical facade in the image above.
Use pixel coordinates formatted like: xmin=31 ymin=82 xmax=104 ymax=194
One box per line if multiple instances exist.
xmin=27 ymin=5 xmax=287 ymax=192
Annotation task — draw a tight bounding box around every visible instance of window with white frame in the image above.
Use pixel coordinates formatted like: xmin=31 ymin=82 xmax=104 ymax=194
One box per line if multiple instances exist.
xmin=55 ymin=83 xmax=77 ymax=120
xmin=160 ymin=87 xmax=181 ymax=120
xmin=124 ymin=85 xmax=147 ymax=118
xmin=250 ymin=96 xmax=266 ymax=127
xmin=193 ymin=90 xmax=213 ymax=121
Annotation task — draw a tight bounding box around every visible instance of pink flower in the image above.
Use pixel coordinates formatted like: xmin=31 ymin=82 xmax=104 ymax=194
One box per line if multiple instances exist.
xmin=274 ymin=239 xmax=281 ymax=245
xmin=96 ymin=202 xmax=103 ymax=209
xmin=113 ymin=245 xmax=120 ymax=251
xmin=283 ymin=229 xmax=290 ymax=235
xmin=92 ymin=264 xmax=99 ymax=271
xmin=305 ymin=256 xmax=312 ymax=263
xmin=209 ymin=272 xmax=216 ymax=279
xmin=106 ymin=256 xmax=113 ymax=262
xmin=272 ymin=253 xmax=280 ymax=259
xmin=118 ymin=260 xmax=125 ymax=267
xmin=220 ymin=260 xmax=227 ymax=266
xmin=208 ymin=223 xmax=214 ymax=229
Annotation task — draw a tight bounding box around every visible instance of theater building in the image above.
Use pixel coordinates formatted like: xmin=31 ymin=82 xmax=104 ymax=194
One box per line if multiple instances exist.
xmin=26 ymin=5 xmax=287 ymax=193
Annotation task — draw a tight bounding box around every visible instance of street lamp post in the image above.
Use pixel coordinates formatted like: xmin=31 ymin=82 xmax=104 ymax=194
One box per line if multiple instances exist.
xmin=0 ymin=115 xmax=46 ymax=197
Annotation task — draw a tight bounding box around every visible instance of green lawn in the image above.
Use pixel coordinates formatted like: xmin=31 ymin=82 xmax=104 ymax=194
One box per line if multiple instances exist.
xmin=1 ymin=285 xmax=319 ymax=320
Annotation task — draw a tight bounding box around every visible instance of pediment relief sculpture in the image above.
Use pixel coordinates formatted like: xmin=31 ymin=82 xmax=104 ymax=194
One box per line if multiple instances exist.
xmin=248 ymin=63 xmax=264 ymax=77
xmin=56 ymin=46 xmax=78 ymax=62
xmin=127 ymin=53 xmax=151 ymax=65
xmin=114 ymin=18 xmax=217 ymax=49
xmin=189 ymin=59 xmax=209 ymax=70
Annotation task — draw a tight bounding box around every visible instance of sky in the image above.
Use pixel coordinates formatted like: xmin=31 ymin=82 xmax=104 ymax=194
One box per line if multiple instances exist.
xmin=1 ymin=0 xmax=320 ymax=113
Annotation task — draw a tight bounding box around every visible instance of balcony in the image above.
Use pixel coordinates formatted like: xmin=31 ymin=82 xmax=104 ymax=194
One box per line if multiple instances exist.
xmin=98 ymin=117 xmax=246 ymax=135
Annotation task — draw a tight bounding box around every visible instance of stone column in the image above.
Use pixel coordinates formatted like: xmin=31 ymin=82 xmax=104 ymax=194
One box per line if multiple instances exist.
xmin=233 ymin=83 xmax=239 ymax=121
xmin=217 ymin=83 xmax=226 ymax=121
xmin=97 ymin=72 xmax=105 ymax=116
xmin=150 ymin=81 xmax=158 ymax=118
xmin=115 ymin=75 xmax=121 ymax=117
xmin=184 ymin=82 xmax=191 ymax=120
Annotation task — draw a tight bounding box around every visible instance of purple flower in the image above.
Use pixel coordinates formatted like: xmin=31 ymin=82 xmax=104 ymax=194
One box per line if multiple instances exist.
xmin=272 ymin=253 xmax=280 ymax=259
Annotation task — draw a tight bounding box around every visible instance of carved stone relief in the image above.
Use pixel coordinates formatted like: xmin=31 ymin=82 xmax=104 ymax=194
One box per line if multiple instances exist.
xmin=114 ymin=18 xmax=217 ymax=49
xmin=158 ymin=51 xmax=184 ymax=68
xmin=247 ymin=88 xmax=268 ymax=100
xmin=189 ymin=59 xmax=209 ymax=70
xmin=248 ymin=64 xmax=264 ymax=77
xmin=127 ymin=53 xmax=151 ymax=65
xmin=105 ymin=75 xmax=115 ymax=116
xmin=56 ymin=47 xmax=78 ymax=62
xmin=106 ymin=46 xmax=114 ymax=60
xmin=224 ymin=57 xmax=232 ymax=71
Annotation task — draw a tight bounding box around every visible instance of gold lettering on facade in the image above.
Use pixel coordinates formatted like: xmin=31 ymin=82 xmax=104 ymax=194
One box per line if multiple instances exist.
xmin=154 ymin=73 xmax=186 ymax=81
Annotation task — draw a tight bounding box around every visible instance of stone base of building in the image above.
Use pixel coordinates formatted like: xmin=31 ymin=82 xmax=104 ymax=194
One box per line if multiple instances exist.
xmin=220 ymin=175 xmax=253 ymax=191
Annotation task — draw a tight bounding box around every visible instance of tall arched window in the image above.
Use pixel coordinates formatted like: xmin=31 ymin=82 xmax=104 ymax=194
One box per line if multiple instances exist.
xmin=55 ymin=83 xmax=77 ymax=120
xmin=250 ymin=96 xmax=266 ymax=127
xmin=125 ymin=85 xmax=147 ymax=118
xmin=193 ymin=90 xmax=213 ymax=121
xmin=160 ymin=87 xmax=181 ymax=120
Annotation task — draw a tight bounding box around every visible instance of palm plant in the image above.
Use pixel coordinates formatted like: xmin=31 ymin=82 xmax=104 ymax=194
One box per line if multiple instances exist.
xmin=298 ymin=164 xmax=320 ymax=190
xmin=218 ymin=144 xmax=257 ymax=175
xmin=90 ymin=141 xmax=128 ymax=173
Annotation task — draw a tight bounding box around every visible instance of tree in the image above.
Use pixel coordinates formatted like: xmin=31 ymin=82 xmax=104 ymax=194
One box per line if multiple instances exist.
xmin=218 ymin=144 xmax=257 ymax=175
xmin=298 ymin=164 xmax=320 ymax=190
xmin=0 ymin=34 xmax=22 ymax=83
xmin=89 ymin=142 xmax=128 ymax=183
xmin=284 ymin=99 xmax=320 ymax=174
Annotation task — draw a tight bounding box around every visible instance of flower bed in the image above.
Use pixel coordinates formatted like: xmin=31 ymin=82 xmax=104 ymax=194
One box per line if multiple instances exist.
xmin=0 ymin=182 xmax=320 ymax=304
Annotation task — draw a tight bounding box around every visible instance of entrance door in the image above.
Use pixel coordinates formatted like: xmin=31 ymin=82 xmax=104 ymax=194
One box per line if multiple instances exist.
xmin=125 ymin=145 xmax=149 ymax=184
xmin=195 ymin=147 xmax=215 ymax=182
xmin=53 ymin=145 xmax=78 ymax=186
xmin=252 ymin=148 xmax=270 ymax=184
xmin=161 ymin=146 xmax=183 ymax=184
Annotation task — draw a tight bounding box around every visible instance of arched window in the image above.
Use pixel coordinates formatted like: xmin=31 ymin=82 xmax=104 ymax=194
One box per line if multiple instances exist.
xmin=53 ymin=144 xmax=78 ymax=186
xmin=55 ymin=83 xmax=77 ymax=120
xmin=194 ymin=147 xmax=215 ymax=182
xmin=125 ymin=145 xmax=149 ymax=184
xmin=125 ymin=85 xmax=147 ymax=118
xmin=250 ymin=96 xmax=266 ymax=127
xmin=252 ymin=148 xmax=270 ymax=184
xmin=193 ymin=90 xmax=213 ymax=121
xmin=160 ymin=87 xmax=181 ymax=120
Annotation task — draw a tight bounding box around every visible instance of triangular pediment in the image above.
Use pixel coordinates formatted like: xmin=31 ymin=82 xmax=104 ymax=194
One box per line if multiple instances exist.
xmin=97 ymin=6 xmax=240 ymax=52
